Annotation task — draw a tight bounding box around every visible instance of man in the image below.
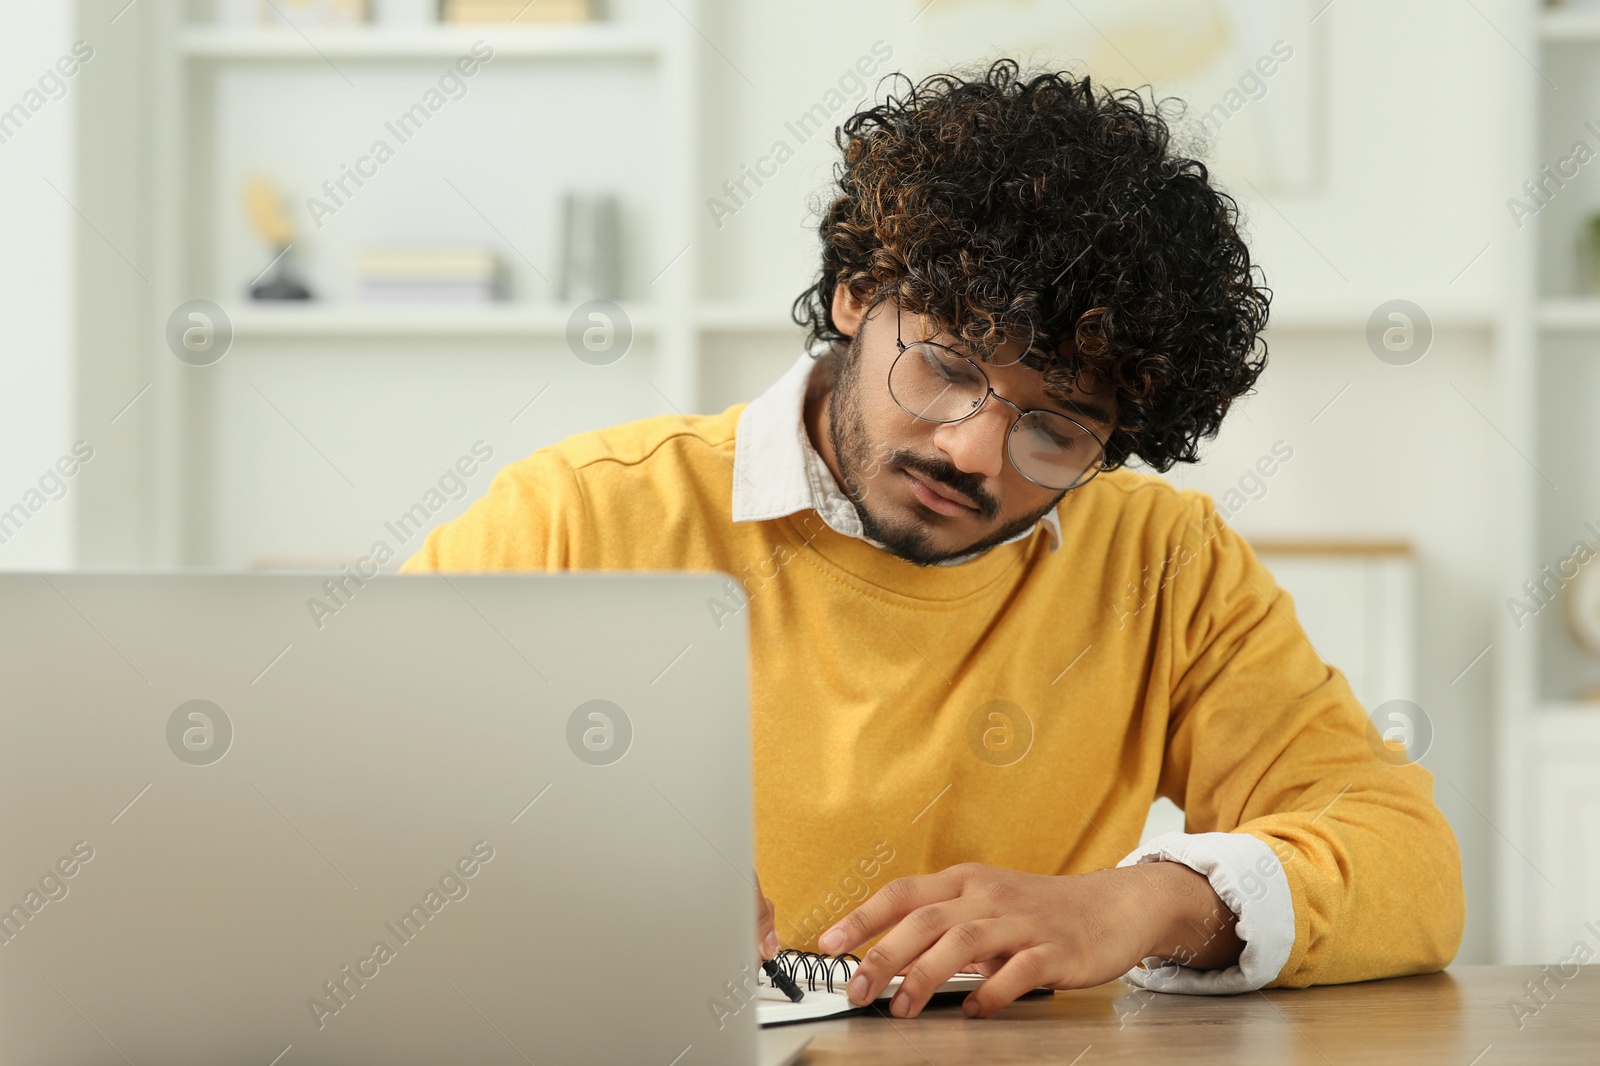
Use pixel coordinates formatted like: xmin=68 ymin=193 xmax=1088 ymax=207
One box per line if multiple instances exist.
xmin=401 ymin=60 xmax=1464 ymax=1018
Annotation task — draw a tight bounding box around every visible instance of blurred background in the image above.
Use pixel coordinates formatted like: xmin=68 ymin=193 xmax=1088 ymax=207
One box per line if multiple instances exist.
xmin=2 ymin=0 xmax=1596 ymax=967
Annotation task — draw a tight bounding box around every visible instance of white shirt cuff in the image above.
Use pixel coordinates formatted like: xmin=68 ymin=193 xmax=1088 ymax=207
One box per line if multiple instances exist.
xmin=1115 ymin=830 xmax=1294 ymax=995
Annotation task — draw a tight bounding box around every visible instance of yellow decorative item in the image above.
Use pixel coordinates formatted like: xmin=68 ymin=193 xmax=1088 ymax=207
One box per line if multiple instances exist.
xmin=243 ymin=178 xmax=313 ymax=300
xmin=244 ymin=178 xmax=293 ymax=248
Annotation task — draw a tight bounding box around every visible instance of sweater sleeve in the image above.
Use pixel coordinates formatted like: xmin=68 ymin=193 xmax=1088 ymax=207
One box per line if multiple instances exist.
xmin=1150 ymin=494 xmax=1464 ymax=988
xmin=398 ymin=446 xmax=588 ymax=574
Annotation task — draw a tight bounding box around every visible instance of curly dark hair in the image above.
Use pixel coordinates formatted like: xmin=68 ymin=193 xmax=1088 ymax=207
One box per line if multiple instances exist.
xmin=790 ymin=58 xmax=1271 ymax=472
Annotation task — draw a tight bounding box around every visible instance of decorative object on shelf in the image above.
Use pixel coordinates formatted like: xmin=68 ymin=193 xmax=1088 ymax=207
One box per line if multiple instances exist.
xmin=262 ymin=0 xmax=370 ymax=24
xmin=243 ymin=179 xmax=314 ymax=301
xmin=440 ymin=0 xmax=591 ymax=23
xmin=557 ymin=191 xmax=621 ymax=302
xmin=357 ymin=246 xmax=506 ymax=302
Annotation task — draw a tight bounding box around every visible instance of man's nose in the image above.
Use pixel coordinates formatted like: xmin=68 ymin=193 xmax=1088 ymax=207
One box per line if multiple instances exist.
xmin=930 ymin=399 xmax=1009 ymax=480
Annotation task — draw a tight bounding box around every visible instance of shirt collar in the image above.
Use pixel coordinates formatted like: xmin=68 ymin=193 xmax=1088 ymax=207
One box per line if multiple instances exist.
xmin=732 ymin=349 xmax=1062 ymax=565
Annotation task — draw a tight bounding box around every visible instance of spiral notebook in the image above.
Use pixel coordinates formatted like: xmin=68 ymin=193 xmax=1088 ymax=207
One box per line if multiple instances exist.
xmin=755 ymin=950 xmax=989 ymax=1026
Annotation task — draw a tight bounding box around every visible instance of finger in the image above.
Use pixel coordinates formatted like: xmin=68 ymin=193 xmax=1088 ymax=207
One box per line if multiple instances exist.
xmin=962 ymin=947 xmax=1058 ymax=1019
xmin=842 ymin=898 xmax=987 ymax=1007
xmin=756 ymin=885 xmax=779 ymax=959
xmin=889 ymin=917 xmax=1022 ymax=1019
xmin=817 ymin=868 xmax=965 ymax=956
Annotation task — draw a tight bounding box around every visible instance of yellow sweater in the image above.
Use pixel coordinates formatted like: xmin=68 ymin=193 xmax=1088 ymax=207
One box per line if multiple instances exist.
xmin=400 ymin=403 xmax=1464 ymax=987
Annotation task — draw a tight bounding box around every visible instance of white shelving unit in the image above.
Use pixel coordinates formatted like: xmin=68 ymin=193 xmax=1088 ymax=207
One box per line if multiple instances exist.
xmin=128 ymin=0 xmax=817 ymax=568
xmin=1497 ymin=0 xmax=1600 ymax=963
xmin=228 ymin=304 xmax=660 ymax=338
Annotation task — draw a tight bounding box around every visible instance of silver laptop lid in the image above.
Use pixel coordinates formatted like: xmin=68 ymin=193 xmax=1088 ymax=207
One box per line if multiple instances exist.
xmin=0 ymin=571 xmax=758 ymax=1066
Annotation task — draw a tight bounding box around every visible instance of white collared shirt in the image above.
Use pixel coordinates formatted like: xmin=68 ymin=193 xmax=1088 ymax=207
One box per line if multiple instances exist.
xmin=732 ymin=349 xmax=1062 ymax=564
xmin=727 ymin=345 xmax=1295 ymax=996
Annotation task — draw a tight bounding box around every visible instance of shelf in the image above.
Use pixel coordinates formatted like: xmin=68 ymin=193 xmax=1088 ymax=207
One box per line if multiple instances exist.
xmin=1540 ymin=8 xmax=1600 ymax=41
xmin=691 ymin=301 xmax=1500 ymax=333
xmin=230 ymin=303 xmax=658 ymax=338
xmin=223 ymin=299 xmax=1503 ymax=341
xmin=1538 ymin=297 xmax=1600 ymax=329
xmin=178 ymin=24 xmax=664 ymax=61
xmin=227 ymin=303 xmax=817 ymax=340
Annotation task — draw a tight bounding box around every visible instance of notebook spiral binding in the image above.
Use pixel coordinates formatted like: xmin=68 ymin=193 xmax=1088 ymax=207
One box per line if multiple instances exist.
xmin=766 ymin=949 xmax=863 ymax=994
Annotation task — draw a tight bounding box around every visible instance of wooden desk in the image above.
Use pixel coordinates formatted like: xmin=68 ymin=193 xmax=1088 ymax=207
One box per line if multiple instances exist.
xmin=787 ymin=966 xmax=1598 ymax=1064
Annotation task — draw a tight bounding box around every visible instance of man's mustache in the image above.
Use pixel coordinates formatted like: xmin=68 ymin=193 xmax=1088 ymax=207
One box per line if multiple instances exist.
xmin=887 ymin=450 xmax=999 ymax=519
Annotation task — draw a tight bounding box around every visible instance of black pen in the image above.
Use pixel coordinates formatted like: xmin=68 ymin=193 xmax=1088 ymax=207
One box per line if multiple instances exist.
xmin=763 ymin=956 xmax=805 ymax=1003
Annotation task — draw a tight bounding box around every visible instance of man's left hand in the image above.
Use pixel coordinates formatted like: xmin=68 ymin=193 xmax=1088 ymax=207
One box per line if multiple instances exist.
xmin=813 ymin=860 xmax=1243 ymax=1018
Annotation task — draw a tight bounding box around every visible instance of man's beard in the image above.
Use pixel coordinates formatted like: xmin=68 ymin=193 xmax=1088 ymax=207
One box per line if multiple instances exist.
xmin=824 ymin=332 xmax=1065 ymax=567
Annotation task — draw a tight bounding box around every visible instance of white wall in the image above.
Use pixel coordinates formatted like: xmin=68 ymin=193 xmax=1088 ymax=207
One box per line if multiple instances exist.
xmin=0 ymin=5 xmax=79 ymax=568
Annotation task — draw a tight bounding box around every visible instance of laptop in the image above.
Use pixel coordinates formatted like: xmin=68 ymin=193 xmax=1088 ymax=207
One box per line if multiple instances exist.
xmin=0 ymin=572 xmax=809 ymax=1066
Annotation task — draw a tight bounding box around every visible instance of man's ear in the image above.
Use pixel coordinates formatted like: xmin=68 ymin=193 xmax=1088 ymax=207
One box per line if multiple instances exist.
xmin=830 ymin=283 xmax=871 ymax=337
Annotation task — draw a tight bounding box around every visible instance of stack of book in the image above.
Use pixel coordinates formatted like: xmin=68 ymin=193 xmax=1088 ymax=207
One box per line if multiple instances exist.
xmin=440 ymin=0 xmax=591 ymax=22
xmin=357 ymin=247 xmax=506 ymax=303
